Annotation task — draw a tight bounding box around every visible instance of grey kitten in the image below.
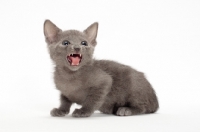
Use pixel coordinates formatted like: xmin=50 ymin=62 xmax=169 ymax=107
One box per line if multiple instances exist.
xmin=43 ymin=20 xmax=159 ymax=117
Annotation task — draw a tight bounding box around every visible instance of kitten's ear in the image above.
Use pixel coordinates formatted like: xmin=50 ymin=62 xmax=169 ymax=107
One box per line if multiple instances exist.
xmin=84 ymin=22 xmax=98 ymax=46
xmin=43 ymin=20 xmax=62 ymax=44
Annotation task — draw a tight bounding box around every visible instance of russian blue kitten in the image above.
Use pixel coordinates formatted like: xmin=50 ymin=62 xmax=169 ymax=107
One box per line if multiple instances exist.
xmin=43 ymin=20 xmax=159 ymax=117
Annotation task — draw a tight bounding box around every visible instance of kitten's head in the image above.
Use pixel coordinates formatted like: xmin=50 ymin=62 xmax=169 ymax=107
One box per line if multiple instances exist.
xmin=43 ymin=20 xmax=98 ymax=71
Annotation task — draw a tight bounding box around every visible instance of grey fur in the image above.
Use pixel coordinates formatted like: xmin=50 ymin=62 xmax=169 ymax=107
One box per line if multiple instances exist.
xmin=43 ymin=20 xmax=159 ymax=117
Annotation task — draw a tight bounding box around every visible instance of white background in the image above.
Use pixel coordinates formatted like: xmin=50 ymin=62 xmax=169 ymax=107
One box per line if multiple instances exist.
xmin=0 ymin=0 xmax=200 ymax=131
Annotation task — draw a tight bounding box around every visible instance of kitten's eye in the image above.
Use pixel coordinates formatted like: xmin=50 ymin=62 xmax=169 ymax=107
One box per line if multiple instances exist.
xmin=81 ymin=41 xmax=88 ymax=46
xmin=62 ymin=40 xmax=70 ymax=46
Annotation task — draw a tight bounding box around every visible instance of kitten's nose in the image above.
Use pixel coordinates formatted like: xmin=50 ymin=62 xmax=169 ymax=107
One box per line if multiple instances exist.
xmin=74 ymin=47 xmax=80 ymax=52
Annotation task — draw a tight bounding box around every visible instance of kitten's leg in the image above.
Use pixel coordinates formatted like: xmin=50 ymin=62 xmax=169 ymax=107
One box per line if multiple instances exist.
xmin=51 ymin=94 xmax=72 ymax=117
xmin=99 ymin=103 xmax=115 ymax=114
xmin=72 ymin=86 xmax=109 ymax=117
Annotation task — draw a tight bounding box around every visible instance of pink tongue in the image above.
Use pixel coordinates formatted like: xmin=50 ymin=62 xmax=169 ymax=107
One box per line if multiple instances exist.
xmin=70 ymin=57 xmax=80 ymax=66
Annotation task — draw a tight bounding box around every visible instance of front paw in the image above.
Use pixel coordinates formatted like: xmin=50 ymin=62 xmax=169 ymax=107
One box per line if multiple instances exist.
xmin=72 ymin=108 xmax=93 ymax=117
xmin=50 ymin=108 xmax=68 ymax=117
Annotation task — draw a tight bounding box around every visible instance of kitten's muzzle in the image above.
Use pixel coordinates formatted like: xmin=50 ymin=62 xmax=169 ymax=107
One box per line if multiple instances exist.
xmin=67 ymin=54 xmax=82 ymax=66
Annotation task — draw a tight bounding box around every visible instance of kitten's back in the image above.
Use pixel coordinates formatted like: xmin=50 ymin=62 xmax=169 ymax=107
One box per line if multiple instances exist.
xmin=94 ymin=60 xmax=159 ymax=113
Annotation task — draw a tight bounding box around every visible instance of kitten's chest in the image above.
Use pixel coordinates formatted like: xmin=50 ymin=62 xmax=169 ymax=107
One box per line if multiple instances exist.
xmin=55 ymin=76 xmax=87 ymax=104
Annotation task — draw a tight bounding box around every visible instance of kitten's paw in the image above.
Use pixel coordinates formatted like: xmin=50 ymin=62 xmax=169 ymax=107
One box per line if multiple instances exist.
xmin=50 ymin=108 xmax=67 ymax=117
xmin=72 ymin=108 xmax=92 ymax=117
xmin=116 ymin=107 xmax=132 ymax=116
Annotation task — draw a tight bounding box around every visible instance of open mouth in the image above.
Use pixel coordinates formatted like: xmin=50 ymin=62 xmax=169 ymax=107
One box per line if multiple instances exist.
xmin=67 ymin=54 xmax=82 ymax=66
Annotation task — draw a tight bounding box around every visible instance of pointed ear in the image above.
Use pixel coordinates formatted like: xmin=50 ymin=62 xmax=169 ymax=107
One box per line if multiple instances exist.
xmin=84 ymin=22 xmax=98 ymax=46
xmin=43 ymin=20 xmax=62 ymax=44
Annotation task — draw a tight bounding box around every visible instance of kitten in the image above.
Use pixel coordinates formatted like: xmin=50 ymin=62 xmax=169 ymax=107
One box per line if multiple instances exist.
xmin=43 ymin=20 xmax=159 ymax=117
